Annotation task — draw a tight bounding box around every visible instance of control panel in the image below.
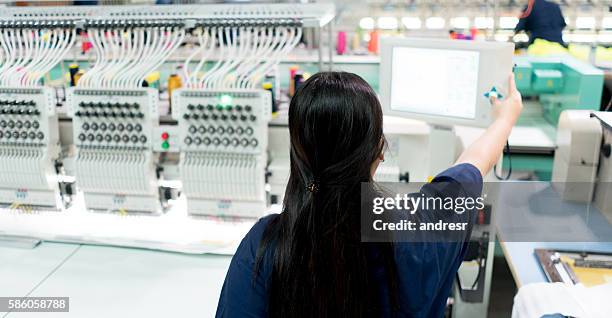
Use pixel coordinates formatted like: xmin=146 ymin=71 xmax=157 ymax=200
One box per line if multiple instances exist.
xmin=0 ymin=88 xmax=56 ymax=147
xmin=175 ymin=90 xmax=269 ymax=154
xmin=0 ymin=87 xmax=61 ymax=208
xmin=67 ymin=88 xmax=158 ymax=150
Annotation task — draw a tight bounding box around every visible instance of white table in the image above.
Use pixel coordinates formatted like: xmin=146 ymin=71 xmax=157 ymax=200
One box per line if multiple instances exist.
xmin=1 ymin=243 xmax=232 ymax=318
xmin=0 ymin=242 xmax=80 ymax=298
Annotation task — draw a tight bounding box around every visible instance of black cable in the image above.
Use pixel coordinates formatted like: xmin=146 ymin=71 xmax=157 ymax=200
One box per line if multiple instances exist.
xmin=470 ymin=233 xmax=488 ymax=289
xmin=470 ymin=259 xmax=483 ymax=289
xmin=494 ymin=140 xmax=512 ymax=180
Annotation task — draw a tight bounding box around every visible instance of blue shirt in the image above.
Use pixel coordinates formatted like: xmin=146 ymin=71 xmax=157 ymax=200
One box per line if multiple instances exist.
xmin=216 ymin=163 xmax=483 ymax=318
xmin=515 ymin=0 xmax=566 ymax=45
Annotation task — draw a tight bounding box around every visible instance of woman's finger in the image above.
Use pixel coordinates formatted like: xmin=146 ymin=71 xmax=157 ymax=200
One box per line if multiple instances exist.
xmin=508 ymin=72 xmax=518 ymax=94
xmin=489 ymin=95 xmax=499 ymax=105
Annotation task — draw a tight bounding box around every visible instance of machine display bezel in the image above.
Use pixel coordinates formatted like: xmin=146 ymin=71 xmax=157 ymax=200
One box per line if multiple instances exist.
xmin=379 ymin=37 xmax=515 ymax=128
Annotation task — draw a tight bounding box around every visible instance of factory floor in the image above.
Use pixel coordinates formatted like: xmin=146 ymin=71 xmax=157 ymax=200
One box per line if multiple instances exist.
xmin=487 ymin=256 xmax=518 ymax=318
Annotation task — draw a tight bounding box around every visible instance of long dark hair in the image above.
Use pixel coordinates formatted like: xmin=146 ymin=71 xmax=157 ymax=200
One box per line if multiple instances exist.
xmin=256 ymin=72 xmax=398 ymax=317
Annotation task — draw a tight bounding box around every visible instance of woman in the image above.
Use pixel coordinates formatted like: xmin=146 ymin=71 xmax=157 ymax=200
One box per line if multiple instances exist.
xmin=216 ymin=72 xmax=522 ymax=317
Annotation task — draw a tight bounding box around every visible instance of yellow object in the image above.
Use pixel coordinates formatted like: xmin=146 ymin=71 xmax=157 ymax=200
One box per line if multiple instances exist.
xmin=195 ymin=71 xmax=205 ymax=81
xmin=527 ymin=39 xmax=568 ymax=56
xmin=561 ymin=255 xmax=612 ymax=287
xmin=145 ymin=71 xmax=161 ymax=84
xmin=262 ymin=82 xmax=273 ymax=90
xmin=351 ymin=33 xmax=360 ymax=52
xmin=9 ymin=202 xmax=33 ymax=213
xmin=427 ymin=176 xmax=433 ymax=183
xmin=167 ymin=73 xmax=182 ymax=103
xmin=525 ymin=39 xmax=612 ymax=63
xmin=73 ymin=70 xmax=84 ymax=85
xmin=68 ymin=63 xmax=80 ymax=86
xmin=567 ymin=44 xmax=591 ymax=61
xmin=595 ymin=46 xmax=612 ymax=62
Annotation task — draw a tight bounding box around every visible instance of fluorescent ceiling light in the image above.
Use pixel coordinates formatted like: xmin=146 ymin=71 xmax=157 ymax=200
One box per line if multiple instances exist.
xmin=378 ymin=16 xmax=398 ymax=30
xmin=474 ymin=17 xmax=494 ymax=29
xmin=499 ymin=17 xmax=519 ymax=29
xmin=575 ymin=17 xmax=595 ymax=29
xmin=402 ymin=17 xmax=422 ymax=29
xmin=425 ymin=17 xmax=445 ymax=29
xmin=359 ymin=17 xmax=375 ymax=30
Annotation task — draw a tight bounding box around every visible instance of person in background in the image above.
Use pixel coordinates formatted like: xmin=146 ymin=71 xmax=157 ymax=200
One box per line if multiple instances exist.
xmin=515 ymin=0 xmax=567 ymax=46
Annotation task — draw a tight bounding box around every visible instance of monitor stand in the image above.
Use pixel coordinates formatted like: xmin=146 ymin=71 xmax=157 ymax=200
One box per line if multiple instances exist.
xmin=428 ymin=124 xmax=457 ymax=179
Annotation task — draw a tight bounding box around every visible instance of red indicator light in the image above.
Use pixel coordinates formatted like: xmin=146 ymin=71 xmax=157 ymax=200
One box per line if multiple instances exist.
xmin=161 ymin=132 xmax=169 ymax=140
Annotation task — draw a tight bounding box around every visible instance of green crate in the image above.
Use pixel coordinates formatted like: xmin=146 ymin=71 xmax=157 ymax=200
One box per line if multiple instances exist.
xmin=532 ymin=69 xmax=563 ymax=92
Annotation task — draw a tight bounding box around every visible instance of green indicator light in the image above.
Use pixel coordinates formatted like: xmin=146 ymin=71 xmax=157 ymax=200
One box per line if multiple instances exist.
xmin=220 ymin=94 xmax=232 ymax=106
xmin=161 ymin=141 xmax=170 ymax=150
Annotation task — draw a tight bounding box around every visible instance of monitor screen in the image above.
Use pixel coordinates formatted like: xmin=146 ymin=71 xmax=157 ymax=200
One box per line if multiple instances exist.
xmin=390 ymin=47 xmax=480 ymax=120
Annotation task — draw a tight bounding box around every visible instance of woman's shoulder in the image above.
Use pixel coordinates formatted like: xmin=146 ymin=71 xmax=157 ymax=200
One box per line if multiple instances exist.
xmin=234 ymin=213 xmax=279 ymax=260
xmin=247 ymin=213 xmax=279 ymax=241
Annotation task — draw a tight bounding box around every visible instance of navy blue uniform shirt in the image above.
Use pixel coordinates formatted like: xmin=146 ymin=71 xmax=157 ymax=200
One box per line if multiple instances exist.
xmin=515 ymin=0 xmax=566 ymax=45
xmin=216 ymin=163 xmax=483 ymax=318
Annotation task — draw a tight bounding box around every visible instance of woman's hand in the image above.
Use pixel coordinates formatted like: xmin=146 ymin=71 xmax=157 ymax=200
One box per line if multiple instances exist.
xmin=455 ymin=73 xmax=523 ymax=176
xmin=490 ymin=73 xmax=523 ymax=126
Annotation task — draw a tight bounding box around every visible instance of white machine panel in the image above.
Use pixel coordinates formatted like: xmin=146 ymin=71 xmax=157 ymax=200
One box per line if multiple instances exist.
xmin=379 ymin=38 xmax=515 ymax=128
xmin=552 ymin=110 xmax=602 ymax=202
xmin=67 ymin=88 xmax=160 ymax=213
xmin=173 ymin=89 xmax=271 ymax=217
xmin=0 ymin=87 xmax=60 ymax=208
